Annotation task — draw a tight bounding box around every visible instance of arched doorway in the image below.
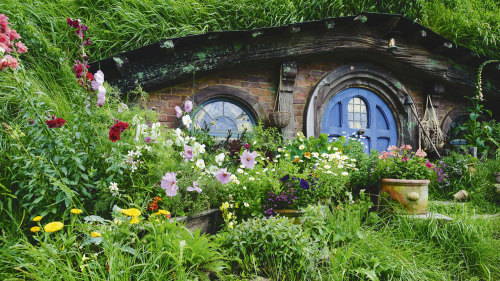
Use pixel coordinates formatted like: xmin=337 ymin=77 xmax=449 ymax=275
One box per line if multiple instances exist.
xmin=305 ymin=64 xmax=413 ymax=150
xmin=321 ymin=87 xmax=398 ymax=153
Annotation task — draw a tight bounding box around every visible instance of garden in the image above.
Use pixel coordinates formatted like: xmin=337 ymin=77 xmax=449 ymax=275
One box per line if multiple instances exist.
xmin=1 ymin=1 xmax=500 ymax=280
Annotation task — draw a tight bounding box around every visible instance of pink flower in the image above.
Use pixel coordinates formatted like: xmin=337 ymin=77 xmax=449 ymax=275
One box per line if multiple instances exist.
xmin=0 ymin=14 xmax=10 ymax=31
xmin=8 ymin=29 xmax=21 ymax=40
xmin=401 ymin=157 xmax=409 ymax=162
xmin=387 ymin=146 xmax=398 ymax=151
xmin=240 ymin=150 xmax=258 ymax=169
xmin=3 ymin=55 xmax=18 ymax=69
xmin=184 ymin=100 xmax=193 ymax=113
xmin=215 ymin=168 xmax=231 ymax=184
xmin=91 ymin=70 xmax=104 ymax=90
xmin=161 ymin=172 xmax=179 ymax=197
xmin=187 ymin=181 xmax=202 ymax=193
xmin=425 ymin=161 xmax=434 ymax=169
xmin=415 ymin=149 xmax=427 ymax=158
xmin=183 ymin=145 xmax=194 ymax=160
xmin=175 ymin=106 xmax=183 ymax=118
xmin=97 ymin=86 xmax=106 ymax=107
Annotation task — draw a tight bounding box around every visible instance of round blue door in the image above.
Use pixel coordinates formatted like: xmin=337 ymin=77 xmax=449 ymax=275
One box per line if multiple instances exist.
xmin=321 ymin=87 xmax=398 ymax=153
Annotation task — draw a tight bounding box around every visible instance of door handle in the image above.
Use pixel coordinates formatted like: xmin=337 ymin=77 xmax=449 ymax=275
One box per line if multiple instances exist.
xmin=357 ymin=129 xmax=365 ymax=135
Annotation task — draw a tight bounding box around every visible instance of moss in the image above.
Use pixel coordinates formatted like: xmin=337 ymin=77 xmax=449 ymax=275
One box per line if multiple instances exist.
xmin=195 ymin=52 xmax=206 ymax=60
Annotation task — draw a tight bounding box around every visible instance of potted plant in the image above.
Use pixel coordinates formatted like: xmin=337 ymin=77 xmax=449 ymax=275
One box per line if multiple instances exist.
xmin=374 ymin=145 xmax=434 ymax=214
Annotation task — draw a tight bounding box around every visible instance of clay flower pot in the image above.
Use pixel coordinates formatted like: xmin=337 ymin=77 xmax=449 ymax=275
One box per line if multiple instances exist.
xmin=379 ymin=178 xmax=430 ymax=214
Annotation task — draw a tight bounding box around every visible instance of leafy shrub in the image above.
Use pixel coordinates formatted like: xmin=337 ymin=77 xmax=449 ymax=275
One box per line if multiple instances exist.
xmin=219 ymin=216 xmax=320 ymax=279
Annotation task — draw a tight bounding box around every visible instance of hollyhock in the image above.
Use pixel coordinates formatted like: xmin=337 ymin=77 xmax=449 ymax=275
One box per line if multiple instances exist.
xmin=73 ymin=63 xmax=85 ymax=78
xmin=175 ymin=106 xmax=183 ymax=118
xmin=187 ymin=181 xmax=202 ymax=193
xmin=161 ymin=172 xmax=179 ymax=197
xmin=0 ymin=14 xmax=9 ymax=31
xmin=109 ymin=121 xmax=129 ymax=142
xmin=215 ymin=168 xmax=231 ymax=184
xmin=97 ymin=86 xmax=106 ymax=106
xmin=184 ymin=100 xmax=193 ymax=113
xmin=15 ymin=41 xmax=27 ymax=53
xmin=240 ymin=150 xmax=258 ymax=169
xmin=46 ymin=117 xmax=66 ymax=128
xmin=3 ymin=55 xmax=18 ymax=69
xmin=91 ymin=70 xmax=104 ymax=90
xmin=183 ymin=145 xmax=194 ymax=160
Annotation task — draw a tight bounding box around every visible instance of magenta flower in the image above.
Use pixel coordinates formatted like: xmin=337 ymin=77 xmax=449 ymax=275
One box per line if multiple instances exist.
xmin=184 ymin=100 xmax=193 ymax=113
xmin=425 ymin=161 xmax=434 ymax=169
xmin=240 ymin=150 xmax=258 ymax=169
xmin=215 ymin=168 xmax=231 ymax=184
xmin=183 ymin=145 xmax=194 ymax=160
xmin=187 ymin=181 xmax=202 ymax=193
xmin=175 ymin=106 xmax=183 ymax=118
xmin=161 ymin=172 xmax=179 ymax=197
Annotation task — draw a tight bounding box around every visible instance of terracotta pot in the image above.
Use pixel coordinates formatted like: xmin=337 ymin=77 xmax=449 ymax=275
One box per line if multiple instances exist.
xmin=379 ymin=178 xmax=430 ymax=214
xmin=275 ymin=209 xmax=305 ymax=224
xmin=453 ymin=190 xmax=469 ymax=201
xmin=467 ymin=163 xmax=476 ymax=174
xmin=494 ymin=172 xmax=500 ymax=184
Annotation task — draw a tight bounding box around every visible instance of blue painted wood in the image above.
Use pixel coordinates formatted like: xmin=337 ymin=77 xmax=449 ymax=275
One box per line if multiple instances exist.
xmin=321 ymin=88 xmax=398 ymax=153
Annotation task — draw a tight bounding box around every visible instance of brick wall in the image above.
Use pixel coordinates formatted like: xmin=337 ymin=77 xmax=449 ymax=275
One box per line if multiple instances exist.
xmin=147 ymin=59 xmax=466 ymax=139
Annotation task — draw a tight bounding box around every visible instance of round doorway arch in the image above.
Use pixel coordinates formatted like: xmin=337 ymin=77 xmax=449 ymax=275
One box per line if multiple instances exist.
xmin=305 ymin=63 xmax=414 ymax=149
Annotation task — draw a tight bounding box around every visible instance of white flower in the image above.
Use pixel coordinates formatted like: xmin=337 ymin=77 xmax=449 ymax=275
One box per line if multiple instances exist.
xmin=342 ymin=171 xmax=349 ymax=176
xmin=244 ymin=202 xmax=249 ymax=207
xmin=215 ymin=153 xmax=225 ymax=165
xmin=327 ymin=146 xmax=331 ymax=151
xmin=242 ymin=186 xmax=247 ymax=190
xmin=196 ymin=159 xmax=205 ymax=169
xmin=230 ymin=174 xmax=237 ymax=181
xmin=299 ymin=144 xmax=305 ymax=150
xmin=165 ymin=140 xmax=174 ymax=147
xmin=312 ymin=152 xmax=319 ymax=158
xmin=182 ymin=115 xmax=192 ymax=128
xmin=237 ymin=168 xmax=244 ymax=174
xmin=249 ymin=177 xmax=255 ymax=181
xmin=333 ymin=147 xmax=339 ymax=151
xmin=208 ymin=165 xmax=219 ymax=174
xmin=338 ymin=164 xmax=344 ymax=169
xmin=324 ymin=165 xmax=331 ymax=169
xmin=234 ymin=179 xmax=240 ymax=185
xmin=109 ymin=182 xmax=119 ymax=196
xmin=0 ymin=46 xmax=5 ymax=53
xmin=351 ymin=159 xmax=356 ymax=162
xmin=278 ymin=147 xmax=283 ymax=152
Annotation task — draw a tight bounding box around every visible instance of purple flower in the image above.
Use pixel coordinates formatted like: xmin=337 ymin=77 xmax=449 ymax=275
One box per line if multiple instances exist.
xmin=300 ymin=179 xmax=309 ymax=189
xmin=240 ymin=150 xmax=258 ymax=169
xmin=183 ymin=145 xmax=194 ymax=160
xmin=215 ymin=168 xmax=231 ymax=184
xmin=175 ymin=106 xmax=183 ymax=118
xmin=161 ymin=172 xmax=179 ymax=197
xmin=244 ymin=143 xmax=251 ymax=149
xmin=280 ymin=174 xmax=290 ymax=182
xmin=187 ymin=181 xmax=202 ymax=193
xmin=184 ymin=100 xmax=193 ymax=113
xmin=144 ymin=136 xmax=152 ymax=143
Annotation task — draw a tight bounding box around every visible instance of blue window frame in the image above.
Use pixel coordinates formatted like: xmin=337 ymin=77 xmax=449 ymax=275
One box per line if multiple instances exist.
xmin=193 ymin=99 xmax=255 ymax=138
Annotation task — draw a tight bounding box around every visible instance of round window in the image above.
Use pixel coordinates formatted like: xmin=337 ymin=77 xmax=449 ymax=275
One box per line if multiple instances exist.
xmin=193 ymin=99 xmax=255 ymax=137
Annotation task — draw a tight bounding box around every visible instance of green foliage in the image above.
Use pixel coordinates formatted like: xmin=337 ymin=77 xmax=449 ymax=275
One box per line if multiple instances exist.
xmin=218 ymin=216 xmax=320 ymax=279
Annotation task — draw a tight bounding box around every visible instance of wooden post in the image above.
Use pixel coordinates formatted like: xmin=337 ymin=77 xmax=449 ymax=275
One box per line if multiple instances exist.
xmin=278 ymin=61 xmax=297 ymax=139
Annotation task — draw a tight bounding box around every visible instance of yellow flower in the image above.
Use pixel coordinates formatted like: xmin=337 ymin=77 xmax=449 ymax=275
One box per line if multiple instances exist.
xmin=90 ymin=231 xmax=101 ymax=238
xmin=154 ymin=210 xmax=171 ymax=218
xmin=33 ymin=216 xmax=43 ymax=222
xmin=70 ymin=208 xmax=83 ymax=214
xmin=30 ymin=226 xmax=40 ymax=233
xmin=234 ymin=203 xmax=239 ymax=209
xmin=227 ymin=212 xmax=232 ymax=219
xmin=44 ymin=222 xmax=64 ymax=233
xmin=130 ymin=216 xmax=140 ymax=224
xmin=304 ymin=152 xmax=311 ymax=158
xmin=121 ymin=208 xmax=141 ymax=217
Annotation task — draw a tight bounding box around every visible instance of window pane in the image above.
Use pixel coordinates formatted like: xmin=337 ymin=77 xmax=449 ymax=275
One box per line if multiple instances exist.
xmin=193 ymin=100 xmax=254 ymax=137
xmin=348 ymin=98 xmax=368 ymax=129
